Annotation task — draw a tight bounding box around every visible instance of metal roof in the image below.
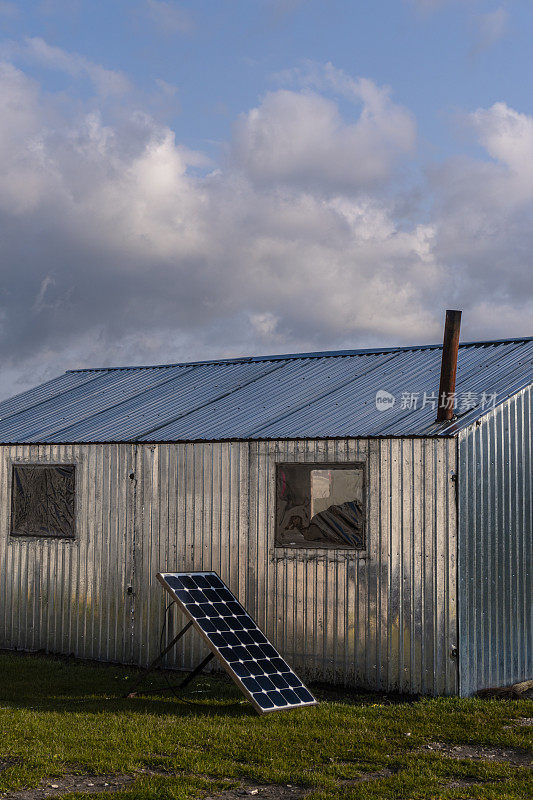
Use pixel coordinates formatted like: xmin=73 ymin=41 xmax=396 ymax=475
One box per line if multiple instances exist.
xmin=0 ymin=337 xmax=532 ymax=443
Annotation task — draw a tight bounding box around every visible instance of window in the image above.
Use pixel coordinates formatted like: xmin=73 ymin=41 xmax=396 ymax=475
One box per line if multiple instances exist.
xmin=11 ymin=464 xmax=76 ymax=539
xmin=275 ymin=463 xmax=365 ymax=549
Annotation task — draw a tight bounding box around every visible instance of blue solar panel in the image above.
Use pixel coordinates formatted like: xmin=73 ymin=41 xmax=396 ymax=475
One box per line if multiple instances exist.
xmin=156 ymin=571 xmax=317 ymax=714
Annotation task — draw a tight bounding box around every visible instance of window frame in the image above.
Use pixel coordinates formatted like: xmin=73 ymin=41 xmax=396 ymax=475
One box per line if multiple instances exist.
xmin=274 ymin=461 xmax=367 ymax=551
xmin=9 ymin=462 xmax=77 ymax=541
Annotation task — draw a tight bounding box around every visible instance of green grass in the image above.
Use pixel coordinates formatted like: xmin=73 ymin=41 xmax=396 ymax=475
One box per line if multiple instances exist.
xmin=0 ymin=652 xmax=531 ymax=799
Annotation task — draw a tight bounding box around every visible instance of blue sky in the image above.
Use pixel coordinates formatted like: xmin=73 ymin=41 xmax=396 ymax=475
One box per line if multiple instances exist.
xmin=0 ymin=0 xmax=532 ymax=397
xmin=3 ymin=1 xmax=527 ymax=159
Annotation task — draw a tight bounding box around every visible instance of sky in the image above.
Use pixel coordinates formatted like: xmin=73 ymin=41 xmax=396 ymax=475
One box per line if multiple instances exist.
xmin=0 ymin=0 xmax=532 ymax=398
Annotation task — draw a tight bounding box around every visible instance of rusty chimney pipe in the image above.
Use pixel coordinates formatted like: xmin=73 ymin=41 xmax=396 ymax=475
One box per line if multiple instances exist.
xmin=436 ymin=309 xmax=462 ymax=422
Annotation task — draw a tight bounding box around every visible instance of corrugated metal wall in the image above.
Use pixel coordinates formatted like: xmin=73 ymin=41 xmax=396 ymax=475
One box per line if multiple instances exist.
xmin=132 ymin=438 xmax=457 ymax=695
xmin=0 ymin=444 xmax=135 ymax=663
xmin=0 ymin=437 xmax=458 ymax=694
xmin=458 ymin=387 xmax=533 ymax=695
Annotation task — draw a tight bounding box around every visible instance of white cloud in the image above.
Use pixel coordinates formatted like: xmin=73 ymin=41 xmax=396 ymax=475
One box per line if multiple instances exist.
xmin=145 ymin=0 xmax=194 ymax=34
xmin=3 ymin=37 xmax=130 ymax=96
xmin=231 ymin=66 xmax=416 ymax=192
xmin=470 ymin=102 xmax=533 ymax=183
xmin=33 ymin=275 xmax=56 ymax=311
xmin=471 ymin=7 xmax=508 ymax=54
xmin=0 ymin=53 xmax=532 ymax=399
xmin=155 ymin=77 xmax=179 ymax=97
xmin=426 ymin=102 xmax=533 ymax=324
xmin=0 ymin=62 xmax=49 ymax=214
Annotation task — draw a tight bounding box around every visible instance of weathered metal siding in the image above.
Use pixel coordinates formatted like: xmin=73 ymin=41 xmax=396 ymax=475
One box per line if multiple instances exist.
xmin=0 ymin=443 xmax=135 ymax=662
xmin=133 ymin=438 xmax=458 ymax=694
xmin=458 ymin=386 xmax=533 ymax=695
xmin=0 ymin=438 xmax=457 ymax=694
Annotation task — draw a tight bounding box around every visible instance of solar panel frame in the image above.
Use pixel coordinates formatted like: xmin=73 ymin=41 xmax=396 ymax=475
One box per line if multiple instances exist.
xmin=156 ymin=571 xmax=317 ymax=715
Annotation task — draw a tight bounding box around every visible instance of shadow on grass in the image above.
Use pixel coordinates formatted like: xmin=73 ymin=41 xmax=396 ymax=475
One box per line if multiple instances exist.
xmin=0 ymin=650 xmax=417 ymax=720
xmin=308 ymin=681 xmax=420 ymax=707
xmin=0 ymin=650 xmax=257 ymax=719
xmin=0 ymin=692 xmax=257 ymax=719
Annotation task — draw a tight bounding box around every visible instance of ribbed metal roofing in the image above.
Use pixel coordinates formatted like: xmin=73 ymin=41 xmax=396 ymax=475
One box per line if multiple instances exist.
xmin=0 ymin=337 xmax=532 ymax=442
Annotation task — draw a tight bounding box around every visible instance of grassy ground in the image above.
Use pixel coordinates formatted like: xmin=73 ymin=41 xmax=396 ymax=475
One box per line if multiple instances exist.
xmin=0 ymin=652 xmax=531 ymax=800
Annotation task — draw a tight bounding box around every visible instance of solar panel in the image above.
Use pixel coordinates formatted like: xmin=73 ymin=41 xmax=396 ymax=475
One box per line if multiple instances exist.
xmin=156 ymin=571 xmax=317 ymax=715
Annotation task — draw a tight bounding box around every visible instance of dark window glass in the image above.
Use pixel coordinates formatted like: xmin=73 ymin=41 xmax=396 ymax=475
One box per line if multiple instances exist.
xmin=276 ymin=463 xmax=365 ymax=549
xmin=11 ymin=464 xmax=76 ymax=539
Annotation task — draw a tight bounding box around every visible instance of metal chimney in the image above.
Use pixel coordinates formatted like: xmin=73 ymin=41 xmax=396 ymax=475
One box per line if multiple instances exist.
xmin=436 ymin=309 xmax=462 ymax=422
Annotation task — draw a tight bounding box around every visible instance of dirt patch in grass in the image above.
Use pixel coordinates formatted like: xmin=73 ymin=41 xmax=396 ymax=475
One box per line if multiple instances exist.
xmin=204 ymin=783 xmax=309 ymax=800
xmin=1 ymin=780 xmax=308 ymax=800
xmin=423 ymin=742 xmax=532 ymax=767
xmin=204 ymin=771 xmax=395 ymax=800
xmin=0 ymin=770 xmax=400 ymax=800
xmin=340 ymin=769 xmax=394 ymax=785
xmin=477 ymin=681 xmax=533 ymax=700
xmin=0 ymin=772 xmax=137 ymax=799
xmin=444 ymin=778 xmax=488 ymax=789
xmin=506 ymin=717 xmax=533 ymax=728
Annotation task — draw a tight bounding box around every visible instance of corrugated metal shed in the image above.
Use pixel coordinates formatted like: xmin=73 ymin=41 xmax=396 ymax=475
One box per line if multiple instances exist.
xmin=1 ymin=337 xmax=532 ymax=443
xmin=0 ymin=335 xmax=530 ymax=696
xmin=457 ymin=384 xmax=533 ymax=695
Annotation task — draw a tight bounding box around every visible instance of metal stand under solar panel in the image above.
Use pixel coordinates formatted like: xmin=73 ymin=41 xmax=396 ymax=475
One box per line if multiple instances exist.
xmin=155 ymin=571 xmax=317 ymax=715
xmin=125 ymin=618 xmax=215 ymax=698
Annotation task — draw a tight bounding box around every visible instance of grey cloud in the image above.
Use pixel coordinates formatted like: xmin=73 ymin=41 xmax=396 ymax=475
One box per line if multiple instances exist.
xmin=427 ymin=103 xmax=533 ymax=331
xmin=0 ymin=56 xmax=532 ymax=401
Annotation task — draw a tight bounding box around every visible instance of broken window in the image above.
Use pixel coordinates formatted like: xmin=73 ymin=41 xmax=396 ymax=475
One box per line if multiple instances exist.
xmin=11 ymin=464 xmax=76 ymax=539
xmin=275 ymin=463 xmax=365 ymax=549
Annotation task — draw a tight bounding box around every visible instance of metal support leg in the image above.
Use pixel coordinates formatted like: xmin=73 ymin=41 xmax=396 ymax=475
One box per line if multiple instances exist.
xmin=125 ymin=619 xmax=194 ymax=697
xmin=175 ymin=652 xmax=215 ymax=691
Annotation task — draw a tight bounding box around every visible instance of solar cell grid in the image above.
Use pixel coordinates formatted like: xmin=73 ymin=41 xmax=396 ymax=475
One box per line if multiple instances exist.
xmin=157 ymin=571 xmax=317 ymax=714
